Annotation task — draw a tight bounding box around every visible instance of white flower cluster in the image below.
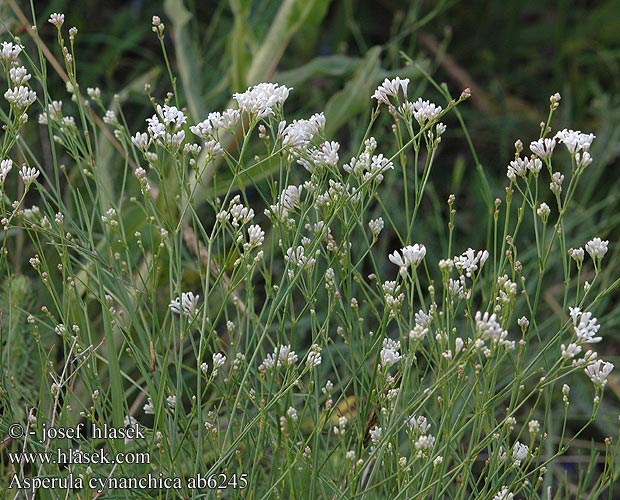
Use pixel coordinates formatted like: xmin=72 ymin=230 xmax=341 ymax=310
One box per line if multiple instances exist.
xmin=496 ymin=274 xmax=517 ymax=304
xmin=19 ymin=165 xmax=40 ymax=185
xmin=372 ymin=77 xmax=409 ymax=104
xmin=474 ymin=311 xmax=514 ymax=352
xmin=211 ymin=352 xmax=227 ymax=376
xmin=529 ymin=137 xmax=556 ymax=159
xmin=372 ymin=77 xmax=446 ymax=132
xmin=305 ymin=344 xmax=322 ymax=368
xmin=388 ymin=244 xmax=426 ymax=277
xmin=284 ymin=245 xmax=316 ymax=271
xmin=190 ymin=109 xmax=239 ymax=141
xmin=233 ymin=82 xmax=291 ymax=119
xmin=245 ymin=224 xmax=265 ymax=249
xmin=217 ymin=195 xmax=255 ymax=228
xmin=554 ymin=128 xmax=595 ymax=154
xmin=4 ymin=68 xmax=36 ymax=111
xmin=492 ymin=486 xmax=514 ymax=500
xmin=409 ymin=309 xmax=431 ymax=341
xmin=585 ymin=237 xmax=608 ymax=260
xmin=380 ymin=338 xmax=402 ymax=368
xmin=48 ymin=13 xmax=65 ymax=28
xmin=280 ymin=113 xmax=325 ymax=156
xmin=407 ymin=415 xmax=435 ymax=458
xmin=561 ymin=307 xmax=615 ymax=387
xmin=568 ymin=307 xmax=602 ymax=344
xmin=510 ymin=441 xmax=529 ymax=466
xmin=265 ymin=185 xmax=303 ymax=224
xmin=0 ymin=159 xmax=12 ymax=184
xmin=314 ymin=179 xmax=360 ymax=210
xmin=143 ymin=104 xmax=187 ymax=149
xmin=400 ymin=97 xmax=443 ymax=126
xmin=38 ymin=101 xmax=64 ymax=126
xmin=343 ymin=138 xmax=394 ymax=184
xmin=169 ymin=291 xmax=200 ymax=319
xmin=383 ymin=280 xmax=404 ymax=318
xmin=299 ymin=140 xmax=340 ymax=172
xmin=509 ymin=97 xmax=597 ymax=181
xmin=506 ymin=155 xmax=542 ymax=181
xmin=585 ymin=360 xmax=614 ymax=388
xmin=453 ymin=248 xmax=489 ymax=278
xmin=262 ymin=344 xmax=298 ymax=370
xmin=0 ymin=41 xmax=23 ymax=61
xmin=368 ymin=217 xmax=384 ymax=238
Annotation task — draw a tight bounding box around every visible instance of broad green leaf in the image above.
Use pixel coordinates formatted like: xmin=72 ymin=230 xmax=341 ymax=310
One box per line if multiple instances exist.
xmin=275 ymin=54 xmax=362 ymax=87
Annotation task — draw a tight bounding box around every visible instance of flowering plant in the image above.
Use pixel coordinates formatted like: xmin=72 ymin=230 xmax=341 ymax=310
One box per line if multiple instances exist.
xmin=0 ymin=10 xmax=617 ymax=500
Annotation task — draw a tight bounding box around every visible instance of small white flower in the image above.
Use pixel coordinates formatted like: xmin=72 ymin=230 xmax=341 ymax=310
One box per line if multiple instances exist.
xmin=530 ymin=137 xmax=556 ymax=159
xmin=575 ymin=150 xmax=593 ymax=168
xmin=306 ymin=345 xmax=322 ymax=367
xmin=19 ymin=165 xmax=40 ymax=184
xmin=280 ymin=185 xmax=303 ymax=211
xmin=284 ymin=246 xmax=315 ymax=270
xmin=453 ymin=248 xmax=489 ymax=278
xmin=389 ymin=244 xmax=426 ymax=276
xmin=372 ymin=77 xmax=409 ymax=104
xmin=512 ymin=441 xmax=529 ymax=465
xmin=507 ymin=156 xmax=542 ymax=180
xmin=569 ymin=307 xmax=602 ymax=344
xmin=166 ymin=395 xmax=177 ymax=409
xmin=143 ymin=397 xmax=155 ymax=414
xmin=87 ymin=87 xmax=101 ymax=99
xmin=584 ymin=360 xmax=614 ymax=387
xmin=103 ymin=110 xmax=117 ymax=124
xmin=569 ymin=247 xmax=585 ymax=264
xmin=49 ymin=13 xmax=65 ymax=27
xmin=5 ymin=86 xmax=37 ymax=109
xmin=233 ymin=82 xmax=291 ymax=119
xmin=281 ymin=113 xmax=325 ymax=152
xmin=190 ymin=109 xmax=240 ymax=140
xmin=369 ymin=425 xmax=383 ymax=445
xmin=554 ymin=129 xmax=595 ymax=154
xmin=229 ymin=203 xmax=254 ymax=227
xmin=407 ymin=415 xmax=430 ymax=434
xmin=585 ymin=237 xmax=608 ymax=260
xmin=263 ymin=344 xmax=298 ymax=370
xmin=518 ymin=316 xmax=530 ymax=329
xmin=368 ymin=217 xmax=384 ymax=238
xmin=169 ymin=291 xmax=200 ymax=318
xmin=132 ymin=132 xmax=151 ymax=150
xmin=414 ymin=434 xmax=435 ymax=455
xmin=286 ymin=407 xmax=298 ymax=421
xmin=561 ymin=342 xmax=582 ymax=359
xmin=212 ymin=352 xmax=227 ymax=369
xmin=277 ymin=344 xmax=298 ymax=367
xmin=380 ymin=338 xmax=402 ymax=368
xmin=492 ymin=486 xmax=514 ymax=500
xmin=9 ymin=67 xmax=31 ymax=86
xmin=405 ymin=97 xmax=443 ymax=125
xmin=537 ymin=202 xmax=551 ymax=220
xmin=0 ymin=41 xmax=23 ymax=61
xmin=246 ymin=224 xmax=265 ymax=248
xmin=475 ymin=311 xmax=506 ymax=342
xmin=0 ymin=159 xmax=13 ymax=183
